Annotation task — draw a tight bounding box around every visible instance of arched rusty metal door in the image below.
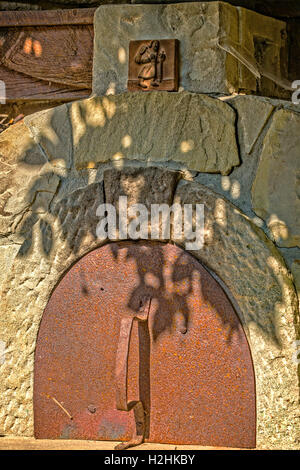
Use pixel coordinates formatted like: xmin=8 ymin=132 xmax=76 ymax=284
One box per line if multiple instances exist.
xmin=34 ymin=242 xmax=256 ymax=448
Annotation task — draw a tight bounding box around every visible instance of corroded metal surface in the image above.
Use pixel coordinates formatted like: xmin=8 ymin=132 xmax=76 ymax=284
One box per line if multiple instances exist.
xmin=114 ymin=297 xmax=151 ymax=450
xmin=34 ymin=241 xmax=256 ymax=448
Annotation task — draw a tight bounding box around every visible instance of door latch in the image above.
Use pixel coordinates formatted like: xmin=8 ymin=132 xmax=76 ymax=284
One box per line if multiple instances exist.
xmin=114 ymin=296 xmax=151 ymax=450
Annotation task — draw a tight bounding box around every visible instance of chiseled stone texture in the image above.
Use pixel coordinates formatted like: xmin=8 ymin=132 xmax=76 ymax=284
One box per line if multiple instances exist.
xmin=104 ymin=167 xmax=179 ymax=207
xmin=103 ymin=167 xmax=179 ymax=239
xmin=0 ymin=181 xmax=105 ymax=437
xmin=252 ymin=108 xmax=300 ymax=248
xmin=24 ymin=105 xmax=73 ymax=170
xmin=19 ymin=91 xmax=240 ymax=177
xmin=69 ymin=92 xmax=239 ymax=175
xmin=291 ymin=260 xmax=300 ymax=306
xmin=174 ymin=180 xmax=300 ymax=450
xmin=93 ymin=2 xmax=288 ymax=98
xmin=0 ymin=122 xmax=60 ymax=238
xmin=195 ymin=96 xmax=300 ymax=237
xmin=228 ymin=95 xmax=274 ymax=154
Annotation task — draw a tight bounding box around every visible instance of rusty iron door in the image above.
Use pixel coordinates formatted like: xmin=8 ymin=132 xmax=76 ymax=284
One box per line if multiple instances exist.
xmin=34 ymin=241 xmax=256 ymax=448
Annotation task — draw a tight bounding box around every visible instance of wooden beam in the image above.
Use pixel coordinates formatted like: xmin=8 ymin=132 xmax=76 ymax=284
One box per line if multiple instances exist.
xmin=0 ymin=65 xmax=91 ymax=102
xmin=1 ymin=25 xmax=93 ymax=88
xmin=0 ymin=9 xmax=94 ymax=102
xmin=0 ymin=8 xmax=96 ymax=28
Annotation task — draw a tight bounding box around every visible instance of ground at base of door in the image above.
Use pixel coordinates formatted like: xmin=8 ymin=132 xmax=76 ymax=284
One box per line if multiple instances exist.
xmin=0 ymin=437 xmax=248 ymax=450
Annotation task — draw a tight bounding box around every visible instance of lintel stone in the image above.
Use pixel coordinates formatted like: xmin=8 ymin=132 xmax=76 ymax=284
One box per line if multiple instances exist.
xmin=68 ymin=91 xmax=240 ymax=175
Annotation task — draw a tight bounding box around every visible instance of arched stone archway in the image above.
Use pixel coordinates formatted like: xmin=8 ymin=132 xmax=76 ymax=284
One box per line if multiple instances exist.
xmin=0 ymin=97 xmax=299 ymax=449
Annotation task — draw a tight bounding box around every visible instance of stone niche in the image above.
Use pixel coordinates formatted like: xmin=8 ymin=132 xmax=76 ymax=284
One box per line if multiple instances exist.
xmin=93 ymin=1 xmax=290 ymax=98
xmin=0 ymin=1 xmax=299 ymax=452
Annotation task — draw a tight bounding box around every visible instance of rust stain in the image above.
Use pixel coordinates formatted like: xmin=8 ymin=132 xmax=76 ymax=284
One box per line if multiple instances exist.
xmin=34 ymin=241 xmax=256 ymax=448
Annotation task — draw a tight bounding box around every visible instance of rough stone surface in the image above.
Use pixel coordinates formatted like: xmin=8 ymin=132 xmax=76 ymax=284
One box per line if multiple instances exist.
xmin=0 ymin=92 xmax=300 ymax=448
xmin=104 ymin=167 xmax=179 ymax=239
xmin=228 ymin=95 xmax=274 ymax=154
xmin=104 ymin=166 xmax=179 ymax=207
xmin=69 ymin=92 xmax=240 ymax=175
xmin=174 ymin=180 xmax=300 ymax=449
xmin=130 ymin=1 xmax=300 ymax=20
xmin=0 ymin=181 xmax=105 ymax=437
xmin=49 ymin=182 xmax=104 ymax=257
xmin=252 ymin=108 xmax=300 ymax=248
xmin=192 ymin=95 xmax=279 ymax=229
xmin=291 ymin=260 xmax=300 ymax=305
xmin=0 ymin=122 xmax=60 ymax=238
xmin=0 ymin=245 xmax=20 ymax=293
xmin=0 ymin=123 xmax=298 ymax=448
xmin=24 ymin=105 xmax=72 ymax=170
xmin=93 ymin=2 xmax=288 ymax=98
xmin=195 ymin=96 xmax=300 ymax=240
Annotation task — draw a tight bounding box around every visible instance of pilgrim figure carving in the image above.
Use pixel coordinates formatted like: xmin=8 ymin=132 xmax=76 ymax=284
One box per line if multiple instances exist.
xmin=134 ymin=40 xmax=166 ymax=88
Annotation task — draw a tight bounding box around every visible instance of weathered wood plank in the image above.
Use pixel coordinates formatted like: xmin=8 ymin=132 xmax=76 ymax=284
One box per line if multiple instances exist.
xmin=0 ymin=9 xmax=94 ymax=102
xmin=1 ymin=25 xmax=93 ymax=88
xmin=0 ymin=8 xmax=96 ymax=28
xmin=0 ymin=65 xmax=90 ymax=102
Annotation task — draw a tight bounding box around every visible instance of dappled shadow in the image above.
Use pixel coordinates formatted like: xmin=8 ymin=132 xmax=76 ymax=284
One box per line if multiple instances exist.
xmin=94 ymin=239 xmax=249 ymax=442
xmin=1 ymin=93 xmax=299 ymax=447
xmin=2 ymin=93 xmax=298 ymax=358
xmin=108 ymin=240 xmax=243 ymax=345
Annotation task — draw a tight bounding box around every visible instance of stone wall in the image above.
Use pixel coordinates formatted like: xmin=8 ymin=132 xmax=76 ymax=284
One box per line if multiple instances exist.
xmin=93 ymin=2 xmax=289 ymax=98
xmin=195 ymin=94 xmax=300 ymax=282
xmin=0 ymin=0 xmax=299 ymax=450
xmin=1 ymin=1 xmax=300 ymax=17
xmin=1 ymin=0 xmax=299 ymax=124
xmin=0 ymin=90 xmax=299 ymax=448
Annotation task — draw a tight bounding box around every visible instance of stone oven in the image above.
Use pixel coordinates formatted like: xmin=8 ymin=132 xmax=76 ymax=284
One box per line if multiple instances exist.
xmin=0 ymin=2 xmax=299 ymax=450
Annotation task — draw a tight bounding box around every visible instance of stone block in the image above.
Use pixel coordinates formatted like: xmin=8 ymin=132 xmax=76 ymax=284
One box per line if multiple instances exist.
xmin=93 ymin=2 xmax=288 ymax=98
xmin=228 ymin=95 xmax=274 ymax=154
xmin=69 ymin=92 xmax=239 ymax=175
xmin=291 ymin=260 xmax=300 ymax=295
xmin=252 ymin=108 xmax=300 ymax=248
xmin=104 ymin=167 xmax=178 ymax=208
xmin=24 ymin=104 xmax=72 ymax=169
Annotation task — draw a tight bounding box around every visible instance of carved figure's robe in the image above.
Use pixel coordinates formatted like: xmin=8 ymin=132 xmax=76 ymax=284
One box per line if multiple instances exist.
xmin=135 ymin=49 xmax=157 ymax=80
